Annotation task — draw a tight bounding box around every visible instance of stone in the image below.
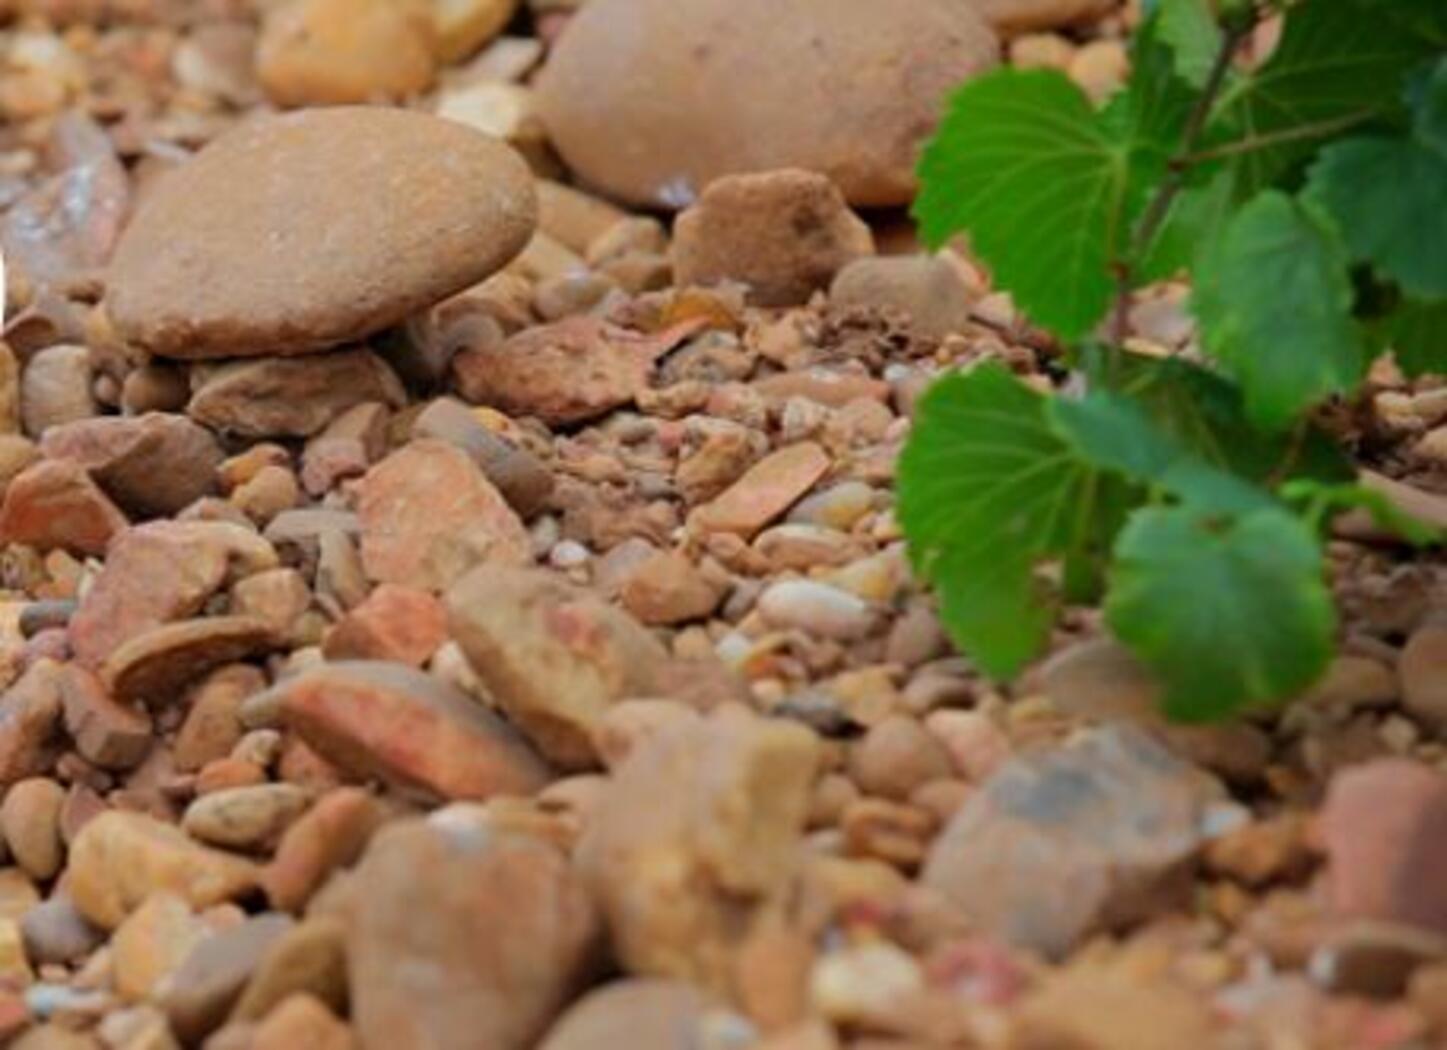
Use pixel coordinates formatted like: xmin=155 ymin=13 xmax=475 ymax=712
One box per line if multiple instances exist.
xmin=349 ymin=809 xmax=600 ymax=1050
xmin=538 ymin=979 xmax=708 ymax=1050
xmin=672 ymin=170 xmax=873 ymax=307
xmin=107 ymin=108 xmax=537 ymax=360
xmin=411 ymin=398 xmax=554 ymax=518
xmin=267 ymin=662 xmax=550 ymax=802
xmin=433 ymin=0 xmax=520 ymax=62
xmin=58 ymin=665 xmax=152 ymax=770
xmin=322 ymin=584 xmax=447 ymax=667
xmin=0 ymin=661 xmax=63 ymax=787
xmin=576 ymin=707 xmax=819 ymax=993
xmin=447 ymin=565 xmax=674 ymax=770
xmin=1401 ymin=621 xmax=1447 ymax=730
xmin=0 ymin=460 xmax=127 ymax=556
xmin=182 ymin=785 xmax=311 ymax=853
xmin=847 ymin=716 xmax=953 ymax=802
xmin=175 ymin=667 xmax=266 ymax=773
xmin=69 ymin=521 xmax=278 ymax=669
xmin=250 ymin=994 xmax=353 ymax=1050
xmin=65 ymin=811 xmax=259 ymax=930
xmin=1319 ymin=759 xmax=1447 ymax=936
xmin=230 ymin=569 xmax=310 ymax=636
xmin=689 ymin=443 xmax=830 ymax=539
xmin=453 ymin=317 xmax=699 ymax=427
xmin=810 ymin=942 xmax=922 ymax=1027
xmin=1007 ymin=966 xmax=1222 ymax=1050
xmin=970 ymin=0 xmax=1115 ymax=34
xmin=112 ymin=892 xmax=209 ymax=1002
xmin=619 ymin=550 xmax=724 ymax=626
xmin=0 ymin=778 xmax=64 ymax=880
xmin=188 ymin=350 xmax=407 ymax=440
xmin=829 ymin=255 xmax=974 ymax=339
xmin=535 ymin=0 xmax=998 ymax=208
xmin=101 ymin=617 xmax=278 ymax=706
xmin=256 ymin=0 xmax=436 ymax=107
xmin=358 ymin=440 xmax=531 ymax=593
xmin=21 ymin=895 xmax=103 ymax=966
xmin=261 ymin=788 xmax=380 ymax=913
xmin=757 ymin=580 xmax=877 ymax=641
xmin=1311 ymin=920 xmax=1447 ymax=998
xmin=232 ymin=918 xmax=348 ymax=1022
xmin=921 ymin=724 xmax=1230 ymax=959
xmin=20 ymin=344 xmax=94 ymax=437
xmin=38 ymin=413 xmax=221 ymax=519
xmin=157 ymin=914 xmax=294 ymax=1044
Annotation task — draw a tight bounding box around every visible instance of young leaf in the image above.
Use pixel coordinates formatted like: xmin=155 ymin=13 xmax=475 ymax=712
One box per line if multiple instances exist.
xmin=1156 ymin=0 xmax=1223 ymax=88
xmin=1193 ymin=191 xmax=1364 ymax=429
xmin=897 ymin=364 xmax=1125 ymax=677
xmin=913 ymin=70 xmax=1133 ymax=340
xmin=1106 ymin=506 xmax=1335 ymax=721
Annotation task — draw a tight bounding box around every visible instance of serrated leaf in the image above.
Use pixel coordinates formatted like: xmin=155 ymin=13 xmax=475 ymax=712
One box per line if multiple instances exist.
xmin=1281 ymin=478 xmax=1441 ymax=545
xmin=1047 ymin=390 xmax=1274 ymax=513
xmin=914 ymin=70 xmax=1135 ymax=341
xmin=1156 ymin=0 xmax=1223 ymax=88
xmin=1193 ymin=191 xmax=1365 ymax=429
xmin=1106 ymin=506 xmax=1335 ymax=721
xmin=898 ymin=364 xmax=1127 ymax=677
xmin=1306 ymin=137 xmax=1447 ymax=297
xmin=1138 ymin=168 xmax=1236 ymax=280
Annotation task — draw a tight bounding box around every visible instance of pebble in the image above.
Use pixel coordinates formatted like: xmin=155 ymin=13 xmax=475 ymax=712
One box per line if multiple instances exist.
xmin=0 ymin=459 xmax=127 ymax=556
xmin=322 ymin=583 xmax=447 ymax=667
xmin=536 ymin=0 xmax=997 ymax=208
xmin=174 ymin=666 xmax=265 ymax=774
xmin=829 ymin=255 xmax=975 ymax=340
xmin=358 ymin=439 xmax=531 ymax=593
xmin=100 ymin=616 xmax=278 ymax=706
xmin=107 ymin=108 xmax=537 ymax=360
xmin=1400 ymin=620 xmax=1447 ymax=730
xmin=433 ymin=0 xmax=521 ymax=62
xmin=65 ymin=811 xmax=259 ymax=930
xmin=847 ymin=716 xmax=953 ymax=802
xmin=21 ymin=344 xmax=94 ymax=438
xmin=1007 ymin=965 xmax=1221 ymax=1050
xmin=809 ymin=943 xmax=922 ymax=1028
xmin=618 ymin=550 xmax=725 ymax=626
xmin=446 ymin=565 xmax=675 ymax=769
xmin=256 ymin=0 xmax=436 ymax=106
xmin=181 ymin=785 xmax=310 ymax=852
xmin=411 ymin=397 xmax=555 ymax=518
xmin=972 ymin=0 xmax=1116 ymax=33
xmin=230 ymin=569 xmax=310 ymax=636
xmin=250 ymin=993 xmax=352 ymax=1050
xmin=672 ymin=170 xmax=874 ymax=307
xmin=157 ymin=913 xmax=294 ymax=1044
xmin=110 ymin=892 xmax=209 ymax=1002
xmin=922 ymin=724 xmax=1231 ymax=959
xmin=260 ymin=788 xmax=380 ymax=912
xmin=349 ymin=809 xmax=600 ymax=1050
xmin=690 ymin=442 xmax=831 ymax=538
xmin=538 ymin=979 xmax=708 ymax=1050
xmin=0 ymin=777 xmax=64 ymax=880
xmin=757 ymin=580 xmax=878 ymax=642
xmin=39 ymin=414 xmax=222 ymax=518
xmin=21 ymin=896 xmax=103 ymax=967
xmin=0 ymin=662 xmax=64 ymax=786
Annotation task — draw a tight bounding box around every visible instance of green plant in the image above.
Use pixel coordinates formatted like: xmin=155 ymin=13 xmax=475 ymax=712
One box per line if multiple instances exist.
xmin=899 ymin=0 xmax=1447 ymax=721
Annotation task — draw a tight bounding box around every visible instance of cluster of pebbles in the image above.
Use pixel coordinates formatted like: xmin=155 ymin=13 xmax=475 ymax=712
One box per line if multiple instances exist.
xmin=0 ymin=0 xmax=1444 ymax=1048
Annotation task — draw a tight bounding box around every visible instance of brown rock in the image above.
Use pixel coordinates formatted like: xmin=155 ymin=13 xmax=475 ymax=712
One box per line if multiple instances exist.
xmin=619 ymin=550 xmax=724 ymax=626
xmin=447 ymin=565 xmax=674 ymax=769
xmin=535 ymin=0 xmax=998 ymax=209
xmin=0 ymin=661 xmax=63 ymax=787
xmin=158 ymin=913 xmax=294 ymax=1044
xmin=66 ymin=811 xmax=260 ymax=929
xmin=829 ymin=255 xmax=974 ymax=339
xmin=0 ymin=778 xmax=64 ymax=880
xmin=112 ymin=892 xmax=209 ymax=1002
xmin=269 ymin=661 xmax=550 ymax=802
xmin=672 ymin=170 xmax=873 ymax=307
xmin=0 ymin=460 xmax=127 ymax=556
xmin=322 ymin=584 xmax=447 ymax=667
xmin=39 ymin=413 xmax=221 ymax=518
xmin=921 ymin=724 xmax=1230 ymax=959
xmin=432 ymin=0 xmax=519 ymax=62
xmin=107 ymin=108 xmax=537 ymax=360
xmin=412 ymin=397 xmax=554 ymax=518
xmin=971 ymin=0 xmax=1115 ymax=34
xmin=188 ymin=350 xmax=406 ymax=439
xmin=69 ymin=521 xmax=278 ymax=669
xmin=261 ymin=788 xmax=380 ymax=913
xmin=577 ymin=707 xmax=819 ymax=992
xmin=452 ymin=317 xmax=699 ymax=427
xmin=21 ymin=894 xmax=103 ymax=966
xmin=101 ymin=616 xmax=278 ymax=706
xmin=1319 ymin=759 xmax=1447 ymax=936
xmin=58 ymin=664 xmax=152 ymax=770
xmin=1401 ymin=621 xmax=1447 ymax=730
xmin=233 ymin=917 xmax=348 ymax=1021
xmin=257 ymin=0 xmax=436 ymax=107
xmin=175 ymin=666 xmax=266 ymax=773
xmin=350 ymin=809 xmax=600 ymax=1050
xmin=230 ymin=569 xmax=310 ymax=636
xmin=358 ymin=440 xmax=530 ymax=592
xmin=182 ymin=785 xmax=311 ymax=852
xmin=848 ymin=716 xmax=953 ymax=802
xmin=251 ymin=993 xmax=353 ymax=1050
xmin=20 ymin=344 xmax=95 ymax=438
xmin=1007 ymin=966 xmax=1222 ymax=1050
xmin=689 ymin=443 xmax=830 ymax=538
xmin=538 ymin=979 xmax=708 ymax=1050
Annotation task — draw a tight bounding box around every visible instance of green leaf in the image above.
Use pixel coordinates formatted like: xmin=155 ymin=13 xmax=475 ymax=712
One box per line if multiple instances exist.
xmin=1106 ymin=506 xmax=1335 ymax=721
xmin=914 ymin=70 xmax=1135 ymax=340
xmin=1156 ymin=0 xmax=1223 ymax=88
xmin=1137 ymin=168 xmax=1236 ymax=279
xmin=1408 ymin=58 xmax=1447 ymax=153
xmin=1377 ymin=297 xmax=1447 ymax=376
xmin=898 ymin=364 xmax=1126 ymax=677
xmin=1209 ymin=0 xmax=1434 ymax=195
xmin=1306 ymin=137 xmax=1447 ymax=297
xmin=1193 ymin=190 xmax=1365 ymax=429
xmin=1047 ymin=390 xmax=1274 ymax=513
xmin=1281 ymin=479 xmax=1442 ymax=545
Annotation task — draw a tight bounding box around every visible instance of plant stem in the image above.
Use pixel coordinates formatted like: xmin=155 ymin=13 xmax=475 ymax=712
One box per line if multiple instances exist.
xmin=1178 ymin=109 xmax=1379 ymax=165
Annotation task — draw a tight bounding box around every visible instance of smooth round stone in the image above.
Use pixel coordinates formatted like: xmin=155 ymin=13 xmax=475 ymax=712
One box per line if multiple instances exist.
xmin=106 ymin=107 xmax=538 ymax=360
xmin=535 ymin=0 xmax=998 ymax=210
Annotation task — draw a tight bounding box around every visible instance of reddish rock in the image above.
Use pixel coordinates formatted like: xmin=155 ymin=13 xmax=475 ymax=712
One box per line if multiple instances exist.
xmin=270 ymin=661 xmax=551 ymax=802
xmin=358 ymin=440 xmax=530 ymax=593
xmin=38 ymin=413 xmax=223 ymax=518
xmin=689 ymin=443 xmax=831 ymax=539
xmin=20 ymin=344 xmax=96 ymax=438
xmin=1320 ymin=759 xmax=1447 ymax=936
xmin=251 ymin=993 xmax=353 ymax=1050
xmin=618 ymin=550 xmax=724 ymax=626
xmin=322 ymin=584 xmax=447 ymax=667
xmin=101 ymin=616 xmax=279 ymax=706
xmin=262 ymin=787 xmax=381 ymax=913
xmin=672 ymin=170 xmax=874 ymax=306
xmin=175 ymin=665 xmax=266 ymax=773
xmin=57 ymin=664 xmax=152 ymax=770
xmin=69 ymin=521 xmax=278 ymax=669
xmin=0 ymin=460 xmax=127 ymax=556
xmin=412 ymin=397 xmax=554 ymax=519
xmin=350 ymin=809 xmax=601 ymax=1050
xmin=452 ymin=317 xmax=701 ymax=427
xmin=0 ymin=660 xmax=64 ymax=787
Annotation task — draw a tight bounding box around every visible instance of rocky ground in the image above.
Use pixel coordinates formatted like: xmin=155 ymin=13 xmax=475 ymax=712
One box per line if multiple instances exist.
xmin=0 ymin=0 xmax=1444 ymax=1048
